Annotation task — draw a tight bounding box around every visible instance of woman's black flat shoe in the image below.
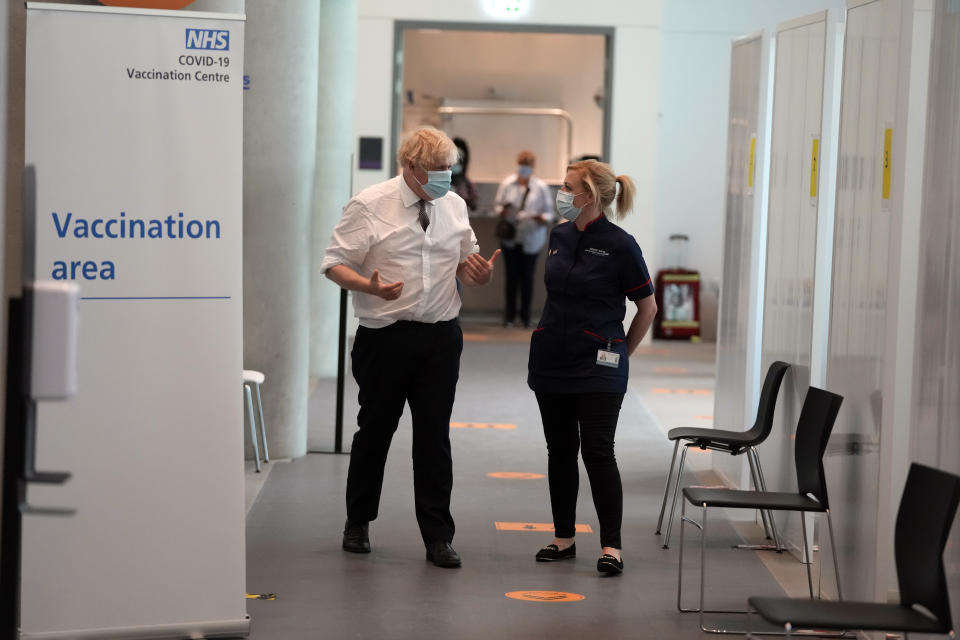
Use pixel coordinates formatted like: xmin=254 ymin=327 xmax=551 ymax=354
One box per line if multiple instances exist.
xmin=535 ymin=543 xmax=576 ymax=562
xmin=597 ymin=553 xmax=623 ymax=574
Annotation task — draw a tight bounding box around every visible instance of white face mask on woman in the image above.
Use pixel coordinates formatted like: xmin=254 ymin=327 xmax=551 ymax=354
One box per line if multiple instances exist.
xmin=556 ymin=190 xmax=587 ymax=221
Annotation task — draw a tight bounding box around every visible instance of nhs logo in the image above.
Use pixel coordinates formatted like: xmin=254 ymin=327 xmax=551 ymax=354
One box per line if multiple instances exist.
xmin=185 ymin=29 xmax=229 ymax=51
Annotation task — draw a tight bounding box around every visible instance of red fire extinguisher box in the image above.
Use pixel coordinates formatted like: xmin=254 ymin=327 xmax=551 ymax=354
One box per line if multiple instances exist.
xmin=653 ymin=269 xmax=700 ymax=339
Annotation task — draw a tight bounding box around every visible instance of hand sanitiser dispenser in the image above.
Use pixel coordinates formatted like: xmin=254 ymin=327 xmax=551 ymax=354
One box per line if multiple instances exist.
xmin=26 ymin=281 xmax=79 ymax=400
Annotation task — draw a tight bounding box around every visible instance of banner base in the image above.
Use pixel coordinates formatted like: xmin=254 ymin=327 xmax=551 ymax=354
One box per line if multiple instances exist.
xmin=21 ymin=617 xmax=250 ymax=640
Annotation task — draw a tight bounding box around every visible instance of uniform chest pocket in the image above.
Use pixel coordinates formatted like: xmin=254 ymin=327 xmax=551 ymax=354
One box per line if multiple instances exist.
xmin=567 ymin=253 xmax=619 ymax=298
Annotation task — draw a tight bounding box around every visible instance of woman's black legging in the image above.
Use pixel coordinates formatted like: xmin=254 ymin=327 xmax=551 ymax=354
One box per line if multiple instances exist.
xmin=535 ymin=391 xmax=625 ymax=549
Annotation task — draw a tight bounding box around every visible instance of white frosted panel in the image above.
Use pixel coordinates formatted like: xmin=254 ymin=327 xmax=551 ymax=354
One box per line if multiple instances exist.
xmin=912 ymin=0 xmax=960 ymax=618
xmin=825 ymin=0 xmax=902 ymax=602
xmin=760 ymin=15 xmax=827 ymax=558
xmin=714 ymin=36 xmax=762 ymax=485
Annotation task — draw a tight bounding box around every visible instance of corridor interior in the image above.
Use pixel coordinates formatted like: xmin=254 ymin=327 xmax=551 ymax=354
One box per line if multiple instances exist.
xmin=244 ymin=322 xmax=815 ymax=639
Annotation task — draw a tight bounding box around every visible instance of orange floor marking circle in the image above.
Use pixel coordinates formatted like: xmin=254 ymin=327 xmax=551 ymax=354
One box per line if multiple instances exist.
xmin=506 ymin=590 xmax=585 ymax=602
xmin=487 ymin=472 xmax=545 ymax=479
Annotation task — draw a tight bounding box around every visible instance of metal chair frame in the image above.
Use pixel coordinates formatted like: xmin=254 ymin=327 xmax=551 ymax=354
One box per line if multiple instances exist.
xmin=656 ymin=361 xmax=791 ymax=549
xmin=675 ymin=385 xmax=845 ymax=636
xmin=677 ymin=497 xmax=845 ymax=636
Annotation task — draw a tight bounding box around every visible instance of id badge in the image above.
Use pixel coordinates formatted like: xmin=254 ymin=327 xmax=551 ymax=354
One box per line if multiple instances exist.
xmin=596 ymin=349 xmax=621 ymax=368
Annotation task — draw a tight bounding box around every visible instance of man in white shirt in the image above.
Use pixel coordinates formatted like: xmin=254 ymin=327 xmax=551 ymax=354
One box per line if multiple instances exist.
xmin=494 ymin=150 xmax=555 ymax=327
xmin=321 ymin=126 xmax=500 ymax=568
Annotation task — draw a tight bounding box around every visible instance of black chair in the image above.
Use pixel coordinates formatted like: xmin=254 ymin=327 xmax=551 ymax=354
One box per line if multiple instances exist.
xmin=657 ymin=360 xmax=791 ymax=549
xmin=747 ymin=463 xmax=960 ymax=639
xmin=676 ymin=386 xmax=844 ymax=635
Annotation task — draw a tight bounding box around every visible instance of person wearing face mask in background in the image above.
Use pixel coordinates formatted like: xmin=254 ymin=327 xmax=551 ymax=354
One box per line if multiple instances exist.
xmin=451 ymin=137 xmax=478 ymax=212
xmin=322 ymin=126 xmax=501 ymax=568
xmin=527 ymin=160 xmax=658 ymax=575
xmin=494 ymin=150 xmax=554 ymax=328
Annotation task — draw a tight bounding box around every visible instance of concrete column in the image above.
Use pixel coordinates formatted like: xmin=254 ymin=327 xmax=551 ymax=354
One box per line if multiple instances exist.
xmin=243 ymin=3 xmax=320 ymax=459
xmin=310 ymin=0 xmax=357 ymax=379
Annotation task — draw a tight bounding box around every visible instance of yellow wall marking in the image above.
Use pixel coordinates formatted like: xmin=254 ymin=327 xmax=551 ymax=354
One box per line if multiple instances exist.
xmin=748 ymin=135 xmax=757 ymax=188
xmin=810 ymin=137 xmax=820 ymax=199
xmin=506 ymin=591 xmax=585 ymax=602
xmin=882 ymin=127 xmax=893 ymax=200
xmin=451 ymin=422 xmax=517 ymax=430
xmin=246 ymin=593 xmax=277 ymax=600
xmin=496 ymin=522 xmax=593 ymax=533
xmin=487 ymin=472 xmax=545 ymax=479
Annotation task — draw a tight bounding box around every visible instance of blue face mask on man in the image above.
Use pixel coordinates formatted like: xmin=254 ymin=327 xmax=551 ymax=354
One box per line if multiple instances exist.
xmin=517 ymin=165 xmax=533 ymax=179
xmin=418 ymin=168 xmax=452 ymax=200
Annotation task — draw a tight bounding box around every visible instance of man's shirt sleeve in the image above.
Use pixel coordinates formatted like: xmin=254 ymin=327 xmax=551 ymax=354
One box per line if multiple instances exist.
xmin=320 ymin=198 xmax=374 ymax=275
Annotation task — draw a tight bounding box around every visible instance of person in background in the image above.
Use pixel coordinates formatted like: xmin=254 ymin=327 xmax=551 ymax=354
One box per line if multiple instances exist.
xmin=494 ymin=150 xmax=554 ymax=328
xmin=321 ymin=126 xmax=500 ymax=569
xmin=527 ymin=160 xmax=657 ymax=575
xmin=451 ymin=137 xmax=478 ymax=213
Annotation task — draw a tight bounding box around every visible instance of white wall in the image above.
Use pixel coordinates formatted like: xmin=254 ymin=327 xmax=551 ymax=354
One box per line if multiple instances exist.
xmin=356 ymin=0 xmax=660 ymax=267
xmin=657 ymin=0 xmax=845 ymax=287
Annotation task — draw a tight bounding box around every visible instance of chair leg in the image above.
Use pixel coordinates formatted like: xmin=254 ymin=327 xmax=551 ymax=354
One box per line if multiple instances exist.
xmin=245 ymin=384 xmax=261 ymax=473
xmin=656 ymin=439 xmax=681 ymax=534
xmin=677 ymin=496 xmax=687 ymax=611
xmin=663 ymin=444 xmax=690 ymax=548
xmin=746 ymin=449 xmax=774 ymax=539
xmin=801 ymin=512 xmax=814 ymax=599
xmin=826 ymin=510 xmax=843 ymax=600
xmin=254 ymin=382 xmax=270 ymax=463
xmin=752 ymin=448 xmax=785 ymax=551
xmin=699 ymin=503 xmax=708 ymax=632
xmin=734 ymin=449 xmax=785 ymax=552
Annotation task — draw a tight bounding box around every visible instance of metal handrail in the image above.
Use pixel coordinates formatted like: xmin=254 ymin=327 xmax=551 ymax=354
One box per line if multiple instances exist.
xmin=436 ymin=105 xmax=575 ymax=168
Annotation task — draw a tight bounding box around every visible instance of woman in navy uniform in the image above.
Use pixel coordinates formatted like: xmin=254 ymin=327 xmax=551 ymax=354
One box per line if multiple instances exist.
xmin=528 ymin=160 xmax=658 ymax=574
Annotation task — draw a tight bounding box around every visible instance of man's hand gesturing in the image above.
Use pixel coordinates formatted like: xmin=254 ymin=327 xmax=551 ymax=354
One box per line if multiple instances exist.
xmin=367 ymin=270 xmax=404 ymax=300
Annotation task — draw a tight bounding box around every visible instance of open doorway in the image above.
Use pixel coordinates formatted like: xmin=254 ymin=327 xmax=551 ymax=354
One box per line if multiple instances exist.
xmin=391 ymin=23 xmax=612 ymax=316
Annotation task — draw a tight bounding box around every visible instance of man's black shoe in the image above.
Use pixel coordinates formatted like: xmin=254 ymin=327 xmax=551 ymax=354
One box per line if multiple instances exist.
xmin=425 ymin=541 xmax=461 ymax=568
xmin=342 ymin=519 xmax=370 ymax=554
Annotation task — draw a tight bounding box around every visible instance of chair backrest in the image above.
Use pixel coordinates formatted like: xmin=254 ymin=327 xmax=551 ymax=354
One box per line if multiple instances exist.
xmin=895 ymin=463 xmax=960 ymax=631
xmin=745 ymin=360 xmax=791 ymax=442
xmin=793 ymin=386 xmax=843 ymax=509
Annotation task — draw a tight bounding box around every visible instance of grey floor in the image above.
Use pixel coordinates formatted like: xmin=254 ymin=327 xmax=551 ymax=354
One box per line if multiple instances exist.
xmin=245 ymin=323 xmax=789 ymax=639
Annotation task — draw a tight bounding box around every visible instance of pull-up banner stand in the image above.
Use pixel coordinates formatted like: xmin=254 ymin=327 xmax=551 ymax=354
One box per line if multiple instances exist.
xmin=22 ymin=4 xmax=247 ymax=638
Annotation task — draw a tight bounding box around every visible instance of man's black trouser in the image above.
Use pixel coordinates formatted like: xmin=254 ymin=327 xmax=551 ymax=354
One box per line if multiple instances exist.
xmin=502 ymin=243 xmax=538 ymax=325
xmin=346 ymin=319 xmax=462 ymax=546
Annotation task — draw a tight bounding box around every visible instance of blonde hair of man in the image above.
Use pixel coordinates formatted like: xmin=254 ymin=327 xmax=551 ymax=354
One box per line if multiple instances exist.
xmin=397 ymin=126 xmax=459 ymax=171
xmin=567 ymin=159 xmax=636 ymax=220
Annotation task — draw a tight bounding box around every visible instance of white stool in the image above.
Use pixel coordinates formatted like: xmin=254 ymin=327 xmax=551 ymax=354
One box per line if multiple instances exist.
xmin=243 ymin=369 xmax=270 ymax=472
